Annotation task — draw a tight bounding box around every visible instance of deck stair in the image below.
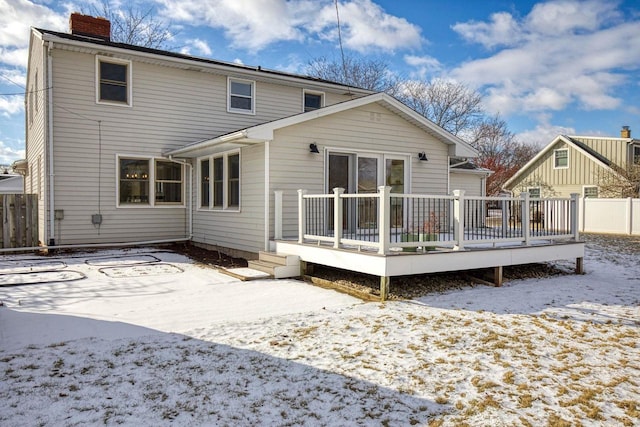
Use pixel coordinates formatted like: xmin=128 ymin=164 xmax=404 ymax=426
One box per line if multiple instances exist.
xmin=246 ymin=251 xmax=301 ymax=279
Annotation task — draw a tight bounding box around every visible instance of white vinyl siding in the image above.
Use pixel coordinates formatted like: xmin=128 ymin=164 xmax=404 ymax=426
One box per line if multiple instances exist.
xmin=450 ymin=172 xmax=485 ymax=196
xmin=32 ymin=35 xmax=364 ymax=247
xmin=268 ymin=103 xmax=449 ymax=239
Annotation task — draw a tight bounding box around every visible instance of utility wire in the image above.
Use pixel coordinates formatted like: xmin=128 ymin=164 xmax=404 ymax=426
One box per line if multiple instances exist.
xmin=334 ymin=0 xmax=352 ymax=95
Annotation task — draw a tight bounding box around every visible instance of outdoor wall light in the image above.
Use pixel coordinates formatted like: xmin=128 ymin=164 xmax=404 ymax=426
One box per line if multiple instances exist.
xmin=309 ymin=143 xmax=320 ymax=153
xmin=418 ymin=151 xmax=428 ymax=161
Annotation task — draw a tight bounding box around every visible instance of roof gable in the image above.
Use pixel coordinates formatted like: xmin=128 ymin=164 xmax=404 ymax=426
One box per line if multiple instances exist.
xmin=166 ymin=93 xmax=479 ymax=158
xmin=503 ymin=134 xmax=619 ymax=190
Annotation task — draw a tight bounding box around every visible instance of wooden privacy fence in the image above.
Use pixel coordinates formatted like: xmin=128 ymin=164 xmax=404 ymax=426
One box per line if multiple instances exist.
xmin=0 ymin=194 xmax=38 ymax=249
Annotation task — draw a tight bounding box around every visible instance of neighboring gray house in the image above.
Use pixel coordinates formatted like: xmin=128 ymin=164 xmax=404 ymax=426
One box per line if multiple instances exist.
xmin=23 ymin=14 xmax=479 ymax=256
xmin=504 ymin=127 xmax=640 ymax=198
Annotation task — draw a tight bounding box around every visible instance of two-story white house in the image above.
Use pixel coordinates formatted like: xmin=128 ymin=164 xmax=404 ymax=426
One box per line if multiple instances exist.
xmin=23 ymin=13 xmax=481 ymax=258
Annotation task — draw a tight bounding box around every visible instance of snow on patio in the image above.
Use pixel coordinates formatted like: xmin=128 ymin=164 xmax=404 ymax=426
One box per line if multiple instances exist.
xmin=0 ymin=236 xmax=639 ymax=426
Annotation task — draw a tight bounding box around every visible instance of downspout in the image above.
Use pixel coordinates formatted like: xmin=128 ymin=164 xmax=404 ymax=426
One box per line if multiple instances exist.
xmin=46 ymin=41 xmax=55 ymax=246
xmin=264 ymin=140 xmax=270 ymax=251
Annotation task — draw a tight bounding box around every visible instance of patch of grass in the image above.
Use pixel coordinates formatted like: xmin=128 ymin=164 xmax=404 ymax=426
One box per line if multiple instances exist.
xmin=502 ymin=371 xmax=515 ymax=385
xmin=518 ymin=393 xmax=534 ymax=408
xmin=615 ymin=400 xmax=639 ymax=418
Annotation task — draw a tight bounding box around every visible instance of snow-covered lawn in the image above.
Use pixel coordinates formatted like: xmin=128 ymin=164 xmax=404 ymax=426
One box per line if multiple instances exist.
xmin=1 ymin=238 xmax=638 ymax=426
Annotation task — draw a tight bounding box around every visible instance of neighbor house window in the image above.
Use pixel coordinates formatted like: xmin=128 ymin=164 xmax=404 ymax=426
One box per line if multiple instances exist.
xmin=554 ymin=148 xmax=568 ymax=169
xmin=155 ymin=160 xmax=183 ymax=204
xmin=303 ymin=90 xmax=324 ymax=112
xmin=633 ymin=145 xmax=640 ymax=165
xmin=118 ymin=157 xmax=183 ymax=206
xmin=199 ymin=151 xmax=240 ymax=210
xmin=583 ymin=186 xmax=598 ymax=198
xmin=528 ymin=187 xmax=541 ymax=198
xmin=228 ymin=78 xmax=254 ymax=114
xmin=97 ymin=56 xmax=131 ymax=105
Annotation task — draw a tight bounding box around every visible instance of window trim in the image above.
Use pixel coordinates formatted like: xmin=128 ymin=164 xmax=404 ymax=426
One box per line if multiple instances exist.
xmin=96 ymin=56 xmax=133 ymax=107
xmin=582 ymin=185 xmax=599 ymax=198
xmin=227 ymin=77 xmax=255 ymax=115
xmin=632 ymin=145 xmax=640 ymax=166
xmin=303 ymin=89 xmax=325 ymax=112
xmin=197 ymin=150 xmax=241 ymax=212
xmin=527 ymin=187 xmax=541 ymax=198
xmin=553 ymin=148 xmax=569 ymax=169
xmin=116 ymin=155 xmax=185 ymax=208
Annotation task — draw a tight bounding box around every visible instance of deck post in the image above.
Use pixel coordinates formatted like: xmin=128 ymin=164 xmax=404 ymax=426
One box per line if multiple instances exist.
xmin=380 ymin=276 xmax=390 ymax=301
xmin=521 ymin=192 xmax=530 ymax=245
xmin=378 ymin=186 xmax=391 ymax=255
xmin=274 ymin=190 xmax=283 ymax=240
xmin=333 ymin=187 xmax=345 ymax=249
xmin=576 ymin=257 xmax=584 ymax=274
xmin=297 ymin=189 xmax=307 ymax=244
xmin=493 ymin=266 xmax=503 ymax=287
xmin=452 ymin=190 xmax=465 ymax=250
xmin=570 ymin=193 xmax=580 ymax=241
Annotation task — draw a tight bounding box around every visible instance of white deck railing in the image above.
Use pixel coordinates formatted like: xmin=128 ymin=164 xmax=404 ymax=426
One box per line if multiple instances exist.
xmin=286 ymin=187 xmax=579 ymax=255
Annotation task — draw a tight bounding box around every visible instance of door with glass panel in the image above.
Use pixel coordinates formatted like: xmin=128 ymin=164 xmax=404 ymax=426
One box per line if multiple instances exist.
xmin=327 ymin=152 xmax=406 ymax=235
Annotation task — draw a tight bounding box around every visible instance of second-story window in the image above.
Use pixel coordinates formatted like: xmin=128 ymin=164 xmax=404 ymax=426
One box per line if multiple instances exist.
xmin=633 ymin=145 xmax=640 ymax=165
xmin=97 ymin=56 xmax=132 ymax=106
xmin=554 ymin=148 xmax=568 ymax=169
xmin=228 ymin=78 xmax=255 ymax=114
xmin=304 ymin=91 xmax=324 ymax=112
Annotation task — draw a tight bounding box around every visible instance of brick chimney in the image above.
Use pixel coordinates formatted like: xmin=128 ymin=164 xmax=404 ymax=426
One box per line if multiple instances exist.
xmin=621 ymin=125 xmax=631 ymax=138
xmin=69 ymin=13 xmax=110 ymax=41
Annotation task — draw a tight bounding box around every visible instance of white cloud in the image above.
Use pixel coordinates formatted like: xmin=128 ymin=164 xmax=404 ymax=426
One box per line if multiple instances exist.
xmin=516 ymin=120 xmax=576 ymax=147
xmin=0 ymin=0 xmax=67 ymax=49
xmin=0 ymin=96 xmax=24 ymax=117
xmin=157 ymin=0 xmax=422 ymax=53
xmin=0 ymin=139 xmax=25 ymax=164
xmin=451 ymin=0 xmax=640 ymax=116
xmin=403 ymin=55 xmax=442 ymax=79
xmin=180 ymin=38 xmax=213 ymax=56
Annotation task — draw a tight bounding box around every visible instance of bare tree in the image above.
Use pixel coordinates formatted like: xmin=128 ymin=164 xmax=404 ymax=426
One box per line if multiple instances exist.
xmin=83 ymin=1 xmax=172 ymax=49
xmin=397 ymin=79 xmax=484 ymax=136
xmin=597 ymin=165 xmax=640 ymax=198
xmin=305 ymin=56 xmax=400 ymax=94
xmin=469 ymin=115 xmax=538 ymax=195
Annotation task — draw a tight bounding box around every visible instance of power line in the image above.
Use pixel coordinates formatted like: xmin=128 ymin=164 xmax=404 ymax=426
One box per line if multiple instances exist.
xmin=334 ymin=0 xmax=352 ymax=95
xmin=0 ymin=73 xmax=26 ymax=89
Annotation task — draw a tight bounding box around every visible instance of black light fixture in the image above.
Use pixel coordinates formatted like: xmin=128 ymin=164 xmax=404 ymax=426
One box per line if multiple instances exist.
xmin=418 ymin=151 xmax=428 ymax=161
xmin=309 ymin=143 xmax=320 ymax=153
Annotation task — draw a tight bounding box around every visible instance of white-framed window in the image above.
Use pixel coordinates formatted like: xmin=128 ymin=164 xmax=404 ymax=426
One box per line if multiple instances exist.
xmin=198 ymin=150 xmax=241 ymax=211
xmin=117 ymin=156 xmax=184 ymax=207
xmin=583 ymin=186 xmax=598 ymax=198
xmin=527 ymin=187 xmax=541 ymax=198
xmin=96 ymin=56 xmax=132 ymax=106
xmin=554 ymin=148 xmax=568 ymax=169
xmin=227 ymin=77 xmax=255 ymax=114
xmin=633 ymin=145 xmax=640 ymax=165
xmin=303 ymin=90 xmax=324 ymax=112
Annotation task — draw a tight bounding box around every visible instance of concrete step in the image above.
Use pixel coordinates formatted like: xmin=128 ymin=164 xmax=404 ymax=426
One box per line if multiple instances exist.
xmin=219 ymin=267 xmax=272 ymax=281
xmin=258 ymin=251 xmax=299 ymax=266
xmin=252 ymin=251 xmax=301 ymax=279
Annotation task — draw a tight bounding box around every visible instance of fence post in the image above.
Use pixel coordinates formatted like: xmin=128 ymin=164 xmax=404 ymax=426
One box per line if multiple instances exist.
xmin=452 ymin=189 xmax=465 ymax=250
xmin=521 ymin=192 xmax=530 ymax=245
xmin=333 ymin=187 xmax=345 ymax=249
xmin=378 ymin=186 xmax=391 ymax=255
xmin=297 ymin=189 xmax=306 ymax=244
xmin=570 ymin=193 xmax=579 ymax=240
xmin=274 ymin=190 xmax=283 ymax=240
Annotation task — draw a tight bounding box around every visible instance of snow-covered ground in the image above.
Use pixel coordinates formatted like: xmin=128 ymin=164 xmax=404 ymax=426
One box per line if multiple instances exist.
xmin=1 ymin=238 xmax=638 ymax=426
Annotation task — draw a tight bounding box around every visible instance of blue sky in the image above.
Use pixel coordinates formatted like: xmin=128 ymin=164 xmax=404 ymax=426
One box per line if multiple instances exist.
xmin=1 ymin=0 xmax=640 ymax=164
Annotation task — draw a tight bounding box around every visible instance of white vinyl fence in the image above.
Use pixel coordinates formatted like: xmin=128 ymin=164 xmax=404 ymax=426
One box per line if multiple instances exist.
xmin=579 ymin=197 xmax=640 ymax=235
